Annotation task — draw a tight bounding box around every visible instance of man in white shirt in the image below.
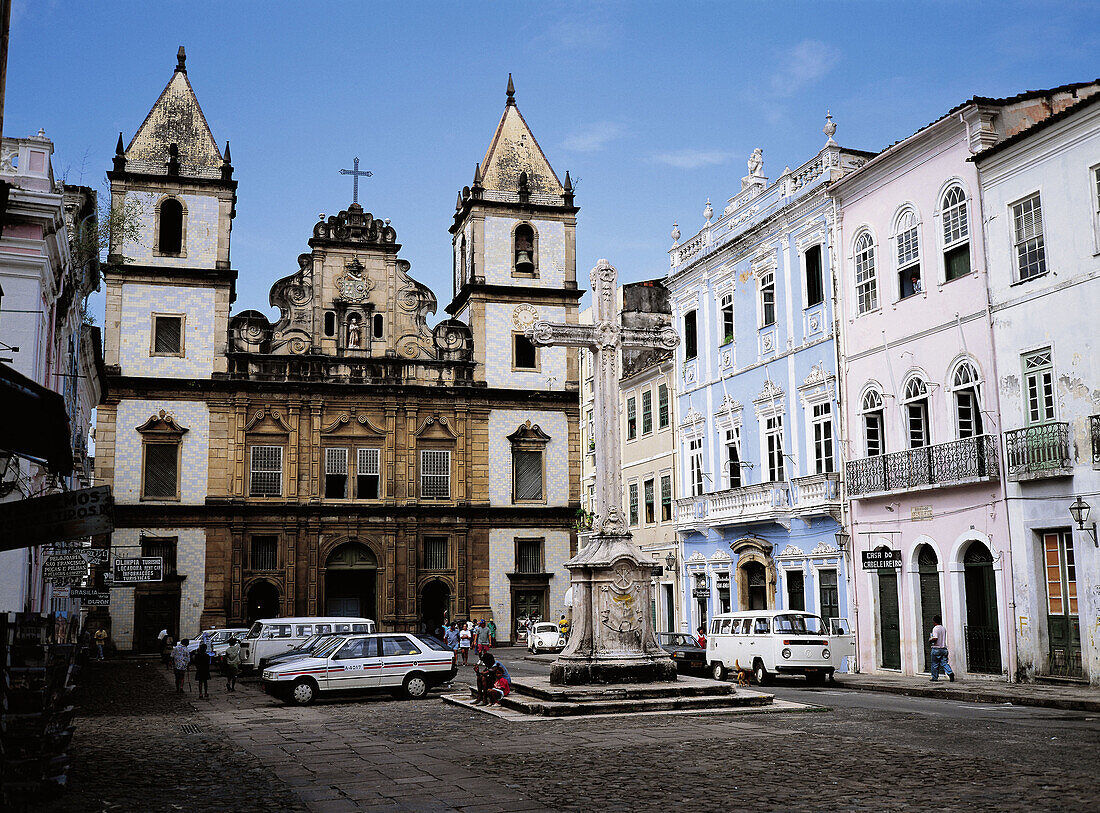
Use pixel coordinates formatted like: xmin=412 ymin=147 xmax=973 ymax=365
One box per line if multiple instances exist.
xmin=929 ymin=615 xmax=955 ymax=682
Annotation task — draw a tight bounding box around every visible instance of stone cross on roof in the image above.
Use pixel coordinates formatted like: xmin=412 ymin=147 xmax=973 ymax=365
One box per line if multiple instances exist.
xmin=339 ymin=156 xmax=373 ymax=205
xmin=527 ymin=260 xmax=678 ymax=536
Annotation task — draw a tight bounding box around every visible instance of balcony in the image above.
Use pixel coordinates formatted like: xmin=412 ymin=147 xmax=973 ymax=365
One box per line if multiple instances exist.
xmin=675 ymin=473 xmax=840 ymax=529
xmin=845 ymin=435 xmax=1000 ymax=498
xmin=1091 ymin=415 xmax=1100 ymax=469
xmin=1004 ymin=423 xmax=1073 ymax=482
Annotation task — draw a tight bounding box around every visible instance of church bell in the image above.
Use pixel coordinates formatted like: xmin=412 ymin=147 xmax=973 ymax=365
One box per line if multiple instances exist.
xmin=515 ymin=249 xmax=534 ymax=274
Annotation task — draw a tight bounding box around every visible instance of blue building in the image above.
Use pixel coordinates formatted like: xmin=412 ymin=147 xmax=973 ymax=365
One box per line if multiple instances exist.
xmin=664 ymin=125 xmax=873 ymax=664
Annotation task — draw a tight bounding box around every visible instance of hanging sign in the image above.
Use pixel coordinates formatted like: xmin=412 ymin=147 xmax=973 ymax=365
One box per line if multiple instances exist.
xmin=43 ymin=553 xmax=91 ymax=581
xmin=692 ymin=587 xmax=710 ymax=598
xmin=862 ymin=549 xmax=902 ymax=570
xmin=0 ymin=486 xmax=113 ymax=551
xmin=113 ymin=557 xmax=163 ymax=583
xmin=70 ymin=587 xmax=111 ymax=606
xmin=81 ymin=548 xmax=110 ymax=566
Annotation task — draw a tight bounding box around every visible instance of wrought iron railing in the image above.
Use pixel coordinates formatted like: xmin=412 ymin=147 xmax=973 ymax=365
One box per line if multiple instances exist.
xmin=1090 ymin=415 xmax=1100 ymax=468
xmin=845 ymin=435 xmax=999 ymax=497
xmin=964 ymin=625 xmax=1001 ymax=675
xmin=1003 ymin=423 xmax=1072 ymax=480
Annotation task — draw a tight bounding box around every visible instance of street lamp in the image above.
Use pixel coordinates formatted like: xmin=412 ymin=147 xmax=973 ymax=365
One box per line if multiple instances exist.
xmin=1069 ymin=496 xmax=1098 ymax=547
xmin=665 ymin=551 xmax=677 ymax=573
xmin=834 ymin=529 xmax=850 ymax=552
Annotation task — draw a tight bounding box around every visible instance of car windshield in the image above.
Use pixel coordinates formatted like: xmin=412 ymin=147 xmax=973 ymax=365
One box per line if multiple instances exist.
xmin=312 ymin=636 xmax=347 ymax=658
xmin=418 ymin=635 xmax=451 ymax=652
xmin=246 ymin=622 xmax=263 ymax=639
xmin=665 ymin=634 xmax=696 ymax=647
xmin=535 ymin=624 xmax=558 ymax=634
xmin=772 ymin=614 xmax=827 ymax=635
xmin=290 ymin=634 xmax=322 ymax=652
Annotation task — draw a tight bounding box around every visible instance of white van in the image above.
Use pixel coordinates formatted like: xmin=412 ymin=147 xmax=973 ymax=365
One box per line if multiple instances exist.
xmin=706 ymin=611 xmax=855 ymax=685
xmin=240 ymin=617 xmax=376 ymax=671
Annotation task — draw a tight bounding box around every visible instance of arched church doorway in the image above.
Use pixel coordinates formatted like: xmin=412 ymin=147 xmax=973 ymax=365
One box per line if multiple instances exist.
xmin=916 ymin=545 xmax=942 ymax=673
xmin=421 ymin=580 xmax=451 ymax=636
xmin=246 ymin=581 xmax=280 ymax=623
xmin=740 ymin=561 xmax=768 ymax=610
xmin=963 ymin=541 xmax=1001 ymax=674
xmin=325 ymin=543 xmax=377 ymax=619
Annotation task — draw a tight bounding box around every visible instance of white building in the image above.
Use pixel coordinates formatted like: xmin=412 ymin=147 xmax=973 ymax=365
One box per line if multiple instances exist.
xmin=974 ymin=87 xmax=1100 ymax=684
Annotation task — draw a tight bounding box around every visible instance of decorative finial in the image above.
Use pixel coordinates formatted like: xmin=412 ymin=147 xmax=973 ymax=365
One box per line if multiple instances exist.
xmin=115 ymin=132 xmax=125 ymax=156
xmin=506 ymin=73 xmax=516 ymax=105
xmin=472 ymin=162 xmax=482 ymax=185
xmin=456 ymin=192 xmax=463 ymax=210
xmin=176 ymin=46 xmax=187 ymax=73
xmin=36 ymin=128 xmax=45 ymax=138
xmin=319 ymin=213 xmax=326 ymax=221
xmin=671 ymin=223 xmax=681 ymax=245
xmin=823 ymin=110 xmax=837 ymax=145
xmin=564 ymin=170 xmax=573 ymax=192
xmin=703 ymin=198 xmax=713 ymax=224
xmin=223 ymin=141 xmax=231 ymax=163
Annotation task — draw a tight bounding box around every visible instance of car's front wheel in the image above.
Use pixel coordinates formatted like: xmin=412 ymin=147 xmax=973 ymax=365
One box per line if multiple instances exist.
xmin=711 ymin=662 xmax=727 ymax=681
xmin=403 ymin=672 xmax=429 ymax=699
xmin=289 ymin=679 xmax=316 ymax=706
xmin=753 ymin=660 xmax=770 ymax=686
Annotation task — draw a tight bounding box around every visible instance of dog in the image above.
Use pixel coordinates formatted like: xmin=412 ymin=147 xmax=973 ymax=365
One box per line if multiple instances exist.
xmin=733 ymin=660 xmax=751 ymax=688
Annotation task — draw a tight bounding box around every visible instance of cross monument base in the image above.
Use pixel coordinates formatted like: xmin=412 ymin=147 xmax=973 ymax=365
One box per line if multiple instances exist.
xmin=549 ymin=534 xmax=676 ymax=686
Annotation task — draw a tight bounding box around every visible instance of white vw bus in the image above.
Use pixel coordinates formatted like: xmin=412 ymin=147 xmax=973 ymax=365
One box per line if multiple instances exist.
xmin=240 ymin=616 xmax=376 ymax=671
xmin=706 ymin=611 xmax=855 ymax=685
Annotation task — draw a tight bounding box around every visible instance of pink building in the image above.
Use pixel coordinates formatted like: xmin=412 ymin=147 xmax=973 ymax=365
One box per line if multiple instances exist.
xmin=827 ymin=87 xmax=1095 ymax=680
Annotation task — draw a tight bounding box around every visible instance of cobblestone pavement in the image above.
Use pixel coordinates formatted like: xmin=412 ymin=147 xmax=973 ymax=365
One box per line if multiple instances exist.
xmin=40 ymin=654 xmax=1100 ymax=812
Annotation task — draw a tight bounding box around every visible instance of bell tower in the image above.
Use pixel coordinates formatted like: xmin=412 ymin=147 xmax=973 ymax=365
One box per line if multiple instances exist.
xmin=445 ymin=75 xmax=581 ymax=390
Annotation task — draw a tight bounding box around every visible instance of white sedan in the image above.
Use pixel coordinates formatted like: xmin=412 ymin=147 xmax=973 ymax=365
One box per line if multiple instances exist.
xmin=527 ymin=622 xmax=566 ymax=653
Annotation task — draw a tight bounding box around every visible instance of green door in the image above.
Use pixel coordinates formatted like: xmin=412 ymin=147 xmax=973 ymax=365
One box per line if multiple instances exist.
xmin=917 ymin=546 xmax=942 ymax=674
xmin=1044 ymin=531 xmax=1082 ymax=678
xmin=878 ymin=568 xmax=901 ymax=669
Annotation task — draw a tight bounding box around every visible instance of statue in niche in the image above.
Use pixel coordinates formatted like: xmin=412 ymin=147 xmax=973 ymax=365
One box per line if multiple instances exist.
xmin=347 ymin=314 xmax=362 ymax=348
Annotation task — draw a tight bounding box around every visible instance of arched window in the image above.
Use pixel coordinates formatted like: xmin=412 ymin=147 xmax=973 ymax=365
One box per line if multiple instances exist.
xmin=902 ymin=376 xmax=930 ymax=449
xmin=861 ymin=387 xmax=885 ymax=457
xmin=894 ymin=208 xmax=921 ymax=299
xmin=942 ymin=185 xmax=970 ymax=281
xmin=854 ymin=231 xmax=877 ymax=314
xmin=513 ymin=223 xmax=536 ymax=276
xmin=951 ymin=360 xmax=983 ymax=438
xmin=458 ymin=233 xmax=468 ymax=286
xmin=758 ymin=269 xmax=776 ymax=327
xmin=158 ymin=198 xmax=183 ymax=255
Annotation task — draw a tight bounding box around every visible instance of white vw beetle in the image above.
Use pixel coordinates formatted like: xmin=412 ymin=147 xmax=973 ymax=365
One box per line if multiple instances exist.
xmin=262 ymin=633 xmax=457 ymax=706
xmin=527 ymin=622 xmax=566 ymax=653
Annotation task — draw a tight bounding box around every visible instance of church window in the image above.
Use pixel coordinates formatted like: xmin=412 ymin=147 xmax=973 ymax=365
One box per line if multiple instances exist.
xmin=356 ymin=448 xmax=381 ymax=499
xmin=942 ymin=185 xmax=971 ymax=281
xmin=895 ymin=209 xmax=922 ymax=299
xmin=516 ymin=538 xmax=544 ymax=573
xmin=513 ymin=223 xmax=536 ymax=276
xmin=658 ymin=383 xmax=670 ymax=429
xmin=142 ymin=442 xmax=180 ymax=500
xmin=373 ymin=313 xmax=384 ymax=339
xmin=250 ymin=445 xmax=283 ymax=497
xmin=458 ymin=233 xmax=468 ymax=287
xmin=759 ymin=270 xmax=776 ymax=327
xmin=514 ymin=333 xmax=538 ymax=370
xmin=324 ymin=311 xmax=336 ymax=337
xmin=513 ymin=449 xmax=544 ymax=502
xmin=804 ymin=245 xmax=824 ymax=307
xmin=720 ymin=294 xmax=734 ymax=344
xmin=157 ymin=198 xmax=184 ymax=255
xmin=854 ymin=231 xmax=878 ymax=314
xmin=324 ymin=447 xmax=348 ymax=499
xmin=249 ymin=535 xmax=279 ymax=571
xmin=420 ymin=449 xmax=451 ymax=499
xmin=683 ymin=310 xmax=697 ymax=360
xmin=151 ymin=314 xmax=184 ymax=356
xmin=626 ymin=396 xmax=637 ymax=440
xmin=641 ymin=389 xmax=653 ymax=435
xmin=424 ymin=536 xmax=449 ymax=570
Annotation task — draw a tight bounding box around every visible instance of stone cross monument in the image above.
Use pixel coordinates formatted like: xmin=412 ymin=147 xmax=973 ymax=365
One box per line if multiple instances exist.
xmin=527 ymin=259 xmax=679 ymax=684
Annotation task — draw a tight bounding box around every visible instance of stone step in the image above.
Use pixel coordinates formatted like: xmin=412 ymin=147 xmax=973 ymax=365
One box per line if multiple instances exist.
xmin=509 ymin=677 xmax=737 ymax=703
xmin=499 ymin=690 xmax=773 ymax=717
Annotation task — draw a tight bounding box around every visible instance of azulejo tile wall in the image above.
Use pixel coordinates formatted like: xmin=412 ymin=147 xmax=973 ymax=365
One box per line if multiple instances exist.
xmin=482 ymin=216 xmax=566 ymax=287
xmin=106 ymin=526 xmax=207 ymax=651
xmin=119 ymin=283 xmax=216 ymax=377
xmin=122 ymin=191 xmax=220 ymax=268
xmin=114 ymin=399 xmax=210 ymax=504
xmin=487 ymin=409 xmax=569 ymax=507
xmin=484 ymin=302 xmax=567 ymax=389
xmin=488 ymin=527 xmax=571 ymax=638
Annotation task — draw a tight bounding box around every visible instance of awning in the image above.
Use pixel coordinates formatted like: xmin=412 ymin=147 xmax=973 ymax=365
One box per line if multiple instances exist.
xmin=0 ymin=363 xmax=72 ymax=476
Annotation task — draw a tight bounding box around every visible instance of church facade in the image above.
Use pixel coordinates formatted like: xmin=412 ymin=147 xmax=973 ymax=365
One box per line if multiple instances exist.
xmin=94 ymin=53 xmax=580 ymax=651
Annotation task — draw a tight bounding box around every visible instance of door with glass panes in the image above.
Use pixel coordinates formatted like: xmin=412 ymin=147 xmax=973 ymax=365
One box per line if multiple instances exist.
xmin=1044 ymin=531 xmax=1082 ymax=678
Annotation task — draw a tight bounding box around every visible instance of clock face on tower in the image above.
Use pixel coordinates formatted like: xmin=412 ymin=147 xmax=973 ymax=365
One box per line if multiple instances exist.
xmin=512 ymin=303 xmax=539 ymax=331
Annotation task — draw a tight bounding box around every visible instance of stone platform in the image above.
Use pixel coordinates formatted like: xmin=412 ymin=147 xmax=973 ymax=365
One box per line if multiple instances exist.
xmin=452 ymin=674 xmax=774 ymax=717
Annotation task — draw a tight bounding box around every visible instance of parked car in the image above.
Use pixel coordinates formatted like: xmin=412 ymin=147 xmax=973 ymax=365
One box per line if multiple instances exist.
xmin=527 ymin=622 xmax=566 ymax=653
xmin=706 ymin=611 xmax=855 ymax=685
xmin=262 ymin=632 xmax=457 ymax=706
xmin=656 ymin=632 xmax=707 ymax=674
xmin=240 ymin=617 xmax=376 ymax=671
xmin=186 ymin=628 xmax=249 ymax=665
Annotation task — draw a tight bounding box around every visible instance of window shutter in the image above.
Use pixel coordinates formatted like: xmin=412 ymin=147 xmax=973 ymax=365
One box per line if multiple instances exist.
xmin=144 ymin=443 xmax=178 ymax=498
xmin=513 ymin=450 xmax=543 ymax=501
xmin=325 ymin=447 xmax=348 ymax=475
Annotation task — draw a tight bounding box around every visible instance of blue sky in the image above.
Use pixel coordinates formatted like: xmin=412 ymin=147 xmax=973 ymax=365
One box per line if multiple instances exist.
xmin=9 ymin=1 xmax=1100 ymax=321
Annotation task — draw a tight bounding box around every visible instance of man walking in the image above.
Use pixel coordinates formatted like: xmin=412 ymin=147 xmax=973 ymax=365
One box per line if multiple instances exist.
xmin=929 ymin=615 xmax=955 ymax=682
xmin=94 ymin=627 xmax=108 ymax=660
xmin=172 ymin=638 xmax=191 ymax=694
